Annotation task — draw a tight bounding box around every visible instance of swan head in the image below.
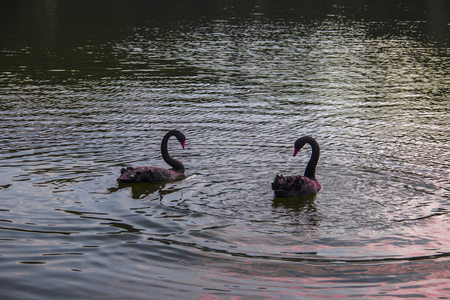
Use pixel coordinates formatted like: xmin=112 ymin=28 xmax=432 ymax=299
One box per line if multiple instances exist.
xmin=171 ymin=130 xmax=186 ymax=150
xmin=293 ymin=140 xmax=306 ymax=157
xmin=293 ymin=136 xmax=316 ymax=157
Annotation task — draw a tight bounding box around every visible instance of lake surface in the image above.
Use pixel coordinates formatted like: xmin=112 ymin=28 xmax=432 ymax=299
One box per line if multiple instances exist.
xmin=1 ymin=1 xmax=449 ymax=299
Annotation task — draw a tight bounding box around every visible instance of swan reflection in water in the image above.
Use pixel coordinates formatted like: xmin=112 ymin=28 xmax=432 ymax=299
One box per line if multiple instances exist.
xmin=273 ymin=193 xmax=319 ymax=230
xmin=110 ymin=181 xmax=174 ymax=199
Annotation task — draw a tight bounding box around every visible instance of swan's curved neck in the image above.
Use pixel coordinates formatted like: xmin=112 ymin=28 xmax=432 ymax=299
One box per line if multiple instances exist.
xmin=304 ymin=138 xmax=320 ymax=179
xmin=161 ymin=132 xmax=185 ymax=172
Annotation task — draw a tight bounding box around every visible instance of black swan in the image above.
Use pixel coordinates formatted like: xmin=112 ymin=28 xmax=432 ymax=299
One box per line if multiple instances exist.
xmin=272 ymin=136 xmax=321 ymax=198
xmin=117 ymin=130 xmax=186 ymax=183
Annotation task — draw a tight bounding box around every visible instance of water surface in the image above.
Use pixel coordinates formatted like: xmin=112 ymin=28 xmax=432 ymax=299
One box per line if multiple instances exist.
xmin=1 ymin=1 xmax=449 ymax=299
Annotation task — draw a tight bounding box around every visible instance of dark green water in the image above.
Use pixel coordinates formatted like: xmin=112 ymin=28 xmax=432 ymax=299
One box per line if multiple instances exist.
xmin=1 ymin=1 xmax=449 ymax=299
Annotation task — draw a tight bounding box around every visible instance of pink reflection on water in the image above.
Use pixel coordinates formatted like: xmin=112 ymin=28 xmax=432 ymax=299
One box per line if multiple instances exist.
xmin=200 ymin=295 xmax=280 ymax=300
xmin=195 ymin=254 xmax=450 ymax=299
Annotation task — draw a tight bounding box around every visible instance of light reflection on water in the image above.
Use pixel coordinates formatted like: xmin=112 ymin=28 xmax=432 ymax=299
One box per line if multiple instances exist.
xmin=1 ymin=1 xmax=449 ymax=299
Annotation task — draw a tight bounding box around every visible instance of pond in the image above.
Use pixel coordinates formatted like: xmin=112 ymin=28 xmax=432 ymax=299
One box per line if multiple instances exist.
xmin=1 ymin=1 xmax=449 ymax=299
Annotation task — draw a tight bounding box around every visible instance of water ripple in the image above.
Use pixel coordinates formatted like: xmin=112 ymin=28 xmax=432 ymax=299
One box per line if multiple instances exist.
xmin=1 ymin=5 xmax=449 ymax=299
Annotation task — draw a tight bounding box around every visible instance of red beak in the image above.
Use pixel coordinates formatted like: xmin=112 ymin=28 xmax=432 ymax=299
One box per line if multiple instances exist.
xmin=181 ymin=140 xmax=185 ymax=150
xmin=293 ymin=147 xmax=299 ymax=157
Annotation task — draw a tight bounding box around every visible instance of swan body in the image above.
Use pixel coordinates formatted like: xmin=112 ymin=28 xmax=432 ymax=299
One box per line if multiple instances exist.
xmin=117 ymin=130 xmax=186 ymax=183
xmin=272 ymin=136 xmax=321 ymax=198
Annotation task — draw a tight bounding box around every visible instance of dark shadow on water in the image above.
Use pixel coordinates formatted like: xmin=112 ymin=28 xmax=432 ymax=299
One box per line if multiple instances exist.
xmin=109 ymin=182 xmax=165 ymax=199
xmin=272 ymin=194 xmax=317 ymax=211
xmin=108 ymin=176 xmax=186 ymax=199
xmin=272 ymin=194 xmax=319 ymax=228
